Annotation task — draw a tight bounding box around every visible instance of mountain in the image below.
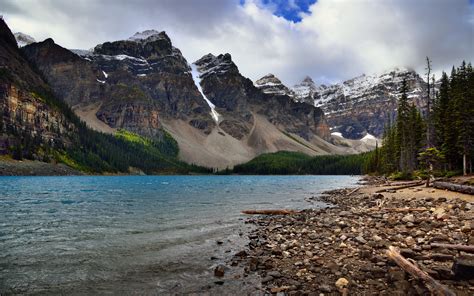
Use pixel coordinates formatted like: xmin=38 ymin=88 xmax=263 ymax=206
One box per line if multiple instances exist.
xmin=0 ymin=18 xmax=210 ymax=174
xmin=19 ymin=28 xmax=372 ymax=169
xmin=254 ymin=73 xmax=294 ymax=96
xmin=289 ymin=69 xmax=428 ymax=139
xmin=292 ymin=76 xmax=322 ymax=104
xmin=14 ymin=32 xmax=36 ymax=47
xmin=22 ymin=31 xmax=213 ymax=139
xmin=1 ymin=20 xmax=72 ymax=161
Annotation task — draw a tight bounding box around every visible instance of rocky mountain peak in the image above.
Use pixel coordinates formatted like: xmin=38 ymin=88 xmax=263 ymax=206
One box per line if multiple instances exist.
xmin=305 ymin=67 xmax=428 ymax=139
xmin=0 ymin=18 xmax=18 ymax=49
xmin=93 ymin=29 xmax=175 ymax=60
xmin=292 ymin=75 xmax=321 ymax=103
xmin=14 ymin=32 xmax=36 ymax=47
xmin=194 ymin=53 xmax=238 ymax=79
xmin=254 ymin=73 xmax=294 ymax=96
xmin=128 ymin=29 xmax=170 ymax=44
xmin=302 ymin=75 xmax=315 ymax=84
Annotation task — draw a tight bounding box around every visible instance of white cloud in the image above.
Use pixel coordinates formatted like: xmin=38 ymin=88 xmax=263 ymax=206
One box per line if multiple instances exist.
xmin=1 ymin=0 xmax=472 ymax=85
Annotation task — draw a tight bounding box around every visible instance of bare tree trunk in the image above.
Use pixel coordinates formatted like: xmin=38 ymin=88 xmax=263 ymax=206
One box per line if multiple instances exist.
xmin=464 ymin=153 xmax=467 ymax=176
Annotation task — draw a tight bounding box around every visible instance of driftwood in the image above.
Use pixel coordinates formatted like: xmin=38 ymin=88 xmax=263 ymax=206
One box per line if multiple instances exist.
xmin=386 ymin=246 xmax=456 ymax=296
xmin=432 ymin=181 xmax=474 ymax=195
xmin=375 ymin=181 xmax=424 ymax=193
xmin=241 ymin=209 xmax=300 ymax=215
xmin=346 ymin=187 xmax=360 ymax=196
xmin=431 ymin=243 xmax=474 ymax=253
xmin=368 ymin=207 xmax=428 ymax=213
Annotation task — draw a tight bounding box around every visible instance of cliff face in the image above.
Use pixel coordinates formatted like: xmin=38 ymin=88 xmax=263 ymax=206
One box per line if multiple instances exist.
xmin=23 ymin=32 xmax=213 ymax=138
xmin=196 ymin=54 xmax=330 ymax=141
xmin=0 ymin=84 xmax=74 ymax=155
xmin=0 ymin=19 xmax=75 ymax=158
xmin=291 ymin=69 xmax=428 ymax=139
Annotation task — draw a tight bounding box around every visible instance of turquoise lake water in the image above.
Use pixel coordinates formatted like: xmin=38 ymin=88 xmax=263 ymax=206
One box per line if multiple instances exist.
xmin=0 ymin=175 xmax=359 ymax=294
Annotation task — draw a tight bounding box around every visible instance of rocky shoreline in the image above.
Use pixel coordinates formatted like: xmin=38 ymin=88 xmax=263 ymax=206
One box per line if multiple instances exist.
xmin=0 ymin=159 xmax=82 ymax=176
xmin=226 ymin=177 xmax=474 ymax=295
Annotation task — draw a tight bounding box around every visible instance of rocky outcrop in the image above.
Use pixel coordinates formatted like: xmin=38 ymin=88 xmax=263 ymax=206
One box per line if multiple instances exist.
xmin=255 ymin=74 xmax=294 ymax=97
xmin=0 ymin=84 xmax=74 ymax=153
xmin=291 ymin=69 xmax=428 ymax=139
xmin=292 ymin=76 xmax=322 ymax=104
xmin=0 ymin=19 xmax=75 ymax=158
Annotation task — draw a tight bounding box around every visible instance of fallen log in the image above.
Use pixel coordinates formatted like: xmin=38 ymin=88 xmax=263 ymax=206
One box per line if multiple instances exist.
xmin=241 ymin=209 xmax=300 ymax=215
xmin=431 ymin=243 xmax=474 ymax=253
xmin=346 ymin=187 xmax=360 ymax=196
xmin=386 ymin=246 xmax=456 ymax=296
xmin=432 ymin=181 xmax=474 ymax=195
xmin=375 ymin=181 xmax=424 ymax=193
xmin=368 ymin=207 xmax=428 ymax=213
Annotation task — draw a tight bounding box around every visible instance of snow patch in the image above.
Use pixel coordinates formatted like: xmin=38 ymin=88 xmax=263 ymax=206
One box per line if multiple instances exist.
xmin=331 ymin=132 xmax=343 ymax=138
xmin=14 ymin=32 xmax=36 ymax=47
xmin=128 ymin=30 xmax=161 ymax=41
xmin=361 ymin=133 xmax=378 ymax=144
xmin=96 ymin=79 xmax=105 ymax=84
xmin=190 ymin=63 xmax=220 ymax=123
xmin=102 ymin=71 xmax=108 ymax=79
xmin=137 ymin=74 xmax=147 ymax=77
xmin=362 ymin=133 xmax=376 ymax=141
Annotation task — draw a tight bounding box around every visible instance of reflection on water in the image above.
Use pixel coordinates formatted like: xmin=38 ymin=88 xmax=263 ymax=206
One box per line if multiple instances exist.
xmin=0 ymin=175 xmax=358 ymax=294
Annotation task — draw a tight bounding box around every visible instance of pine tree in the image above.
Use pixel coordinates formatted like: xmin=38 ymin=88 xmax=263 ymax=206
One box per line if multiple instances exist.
xmin=396 ymin=79 xmax=412 ymax=173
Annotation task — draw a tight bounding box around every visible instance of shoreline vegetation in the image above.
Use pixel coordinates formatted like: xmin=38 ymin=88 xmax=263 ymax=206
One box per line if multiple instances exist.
xmin=228 ymin=176 xmax=474 ymax=295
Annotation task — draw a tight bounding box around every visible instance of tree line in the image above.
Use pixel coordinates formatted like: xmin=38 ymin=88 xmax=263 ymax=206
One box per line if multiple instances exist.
xmin=229 ymin=151 xmax=371 ymax=175
xmin=365 ymin=60 xmax=473 ymax=178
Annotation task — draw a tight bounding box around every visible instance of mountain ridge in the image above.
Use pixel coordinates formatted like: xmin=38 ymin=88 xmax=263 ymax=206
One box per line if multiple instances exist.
xmin=3 ymin=23 xmax=379 ymax=171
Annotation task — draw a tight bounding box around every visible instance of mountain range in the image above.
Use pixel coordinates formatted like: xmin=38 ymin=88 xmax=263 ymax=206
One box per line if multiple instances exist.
xmin=255 ymin=69 xmax=428 ymax=139
xmin=0 ymin=18 xmax=429 ymax=172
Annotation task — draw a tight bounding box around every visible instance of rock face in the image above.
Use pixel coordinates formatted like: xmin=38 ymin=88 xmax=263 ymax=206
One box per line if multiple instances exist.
xmin=196 ymin=54 xmax=330 ymax=142
xmin=23 ymin=31 xmax=213 ymax=138
xmin=22 ymin=29 xmax=345 ymax=168
xmin=0 ymin=19 xmax=75 ymax=158
xmin=255 ymin=74 xmax=294 ymax=97
xmin=292 ymin=76 xmax=322 ymax=104
xmin=291 ymin=69 xmax=428 ymax=139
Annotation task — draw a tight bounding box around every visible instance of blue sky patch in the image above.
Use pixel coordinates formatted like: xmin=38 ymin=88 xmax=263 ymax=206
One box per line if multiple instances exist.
xmin=240 ymin=0 xmax=317 ymax=22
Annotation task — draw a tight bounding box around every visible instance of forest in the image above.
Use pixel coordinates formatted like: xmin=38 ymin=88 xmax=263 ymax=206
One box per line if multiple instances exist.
xmin=3 ymin=87 xmax=211 ymax=175
xmin=364 ymin=60 xmax=474 ymax=178
xmin=229 ymin=151 xmax=371 ymax=175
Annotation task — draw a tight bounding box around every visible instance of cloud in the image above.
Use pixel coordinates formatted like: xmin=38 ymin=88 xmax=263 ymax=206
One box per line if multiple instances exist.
xmin=1 ymin=0 xmax=473 ymax=85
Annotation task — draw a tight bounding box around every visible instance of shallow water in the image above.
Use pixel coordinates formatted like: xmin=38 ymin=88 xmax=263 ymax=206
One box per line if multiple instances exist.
xmin=0 ymin=175 xmax=359 ymax=295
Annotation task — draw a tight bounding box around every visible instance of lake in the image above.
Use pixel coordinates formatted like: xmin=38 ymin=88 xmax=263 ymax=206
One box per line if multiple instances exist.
xmin=0 ymin=175 xmax=359 ymax=295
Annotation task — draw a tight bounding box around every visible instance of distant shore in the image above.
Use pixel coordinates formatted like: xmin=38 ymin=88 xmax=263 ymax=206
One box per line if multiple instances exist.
xmin=232 ymin=176 xmax=473 ymax=295
xmin=0 ymin=158 xmax=82 ymax=176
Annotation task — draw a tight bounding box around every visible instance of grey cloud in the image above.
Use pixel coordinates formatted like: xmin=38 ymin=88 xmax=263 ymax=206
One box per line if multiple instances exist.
xmin=0 ymin=0 xmax=472 ymax=85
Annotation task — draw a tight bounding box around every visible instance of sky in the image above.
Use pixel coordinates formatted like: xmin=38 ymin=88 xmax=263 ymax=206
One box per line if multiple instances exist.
xmin=1 ymin=0 xmax=473 ymax=85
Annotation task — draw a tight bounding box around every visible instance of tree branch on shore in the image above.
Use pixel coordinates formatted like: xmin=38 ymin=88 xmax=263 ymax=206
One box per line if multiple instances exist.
xmin=375 ymin=181 xmax=424 ymax=193
xmin=431 ymin=243 xmax=474 ymax=253
xmin=241 ymin=209 xmax=300 ymax=215
xmin=386 ymin=246 xmax=456 ymax=296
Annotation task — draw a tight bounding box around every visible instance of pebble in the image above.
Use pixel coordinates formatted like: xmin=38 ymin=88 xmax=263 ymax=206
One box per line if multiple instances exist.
xmin=335 ymin=277 xmax=349 ymax=289
xmin=240 ymin=180 xmax=472 ymax=295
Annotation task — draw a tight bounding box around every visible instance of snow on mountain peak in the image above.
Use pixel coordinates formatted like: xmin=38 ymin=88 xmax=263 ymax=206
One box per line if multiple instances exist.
xmin=14 ymin=32 xmax=36 ymax=47
xmin=194 ymin=53 xmax=236 ymax=79
xmin=255 ymin=73 xmax=294 ymax=96
xmin=128 ymin=30 xmax=168 ymax=43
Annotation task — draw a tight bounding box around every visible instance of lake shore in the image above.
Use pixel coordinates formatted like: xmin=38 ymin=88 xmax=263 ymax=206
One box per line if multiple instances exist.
xmin=0 ymin=158 xmax=82 ymax=176
xmin=234 ymin=176 xmax=474 ymax=295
